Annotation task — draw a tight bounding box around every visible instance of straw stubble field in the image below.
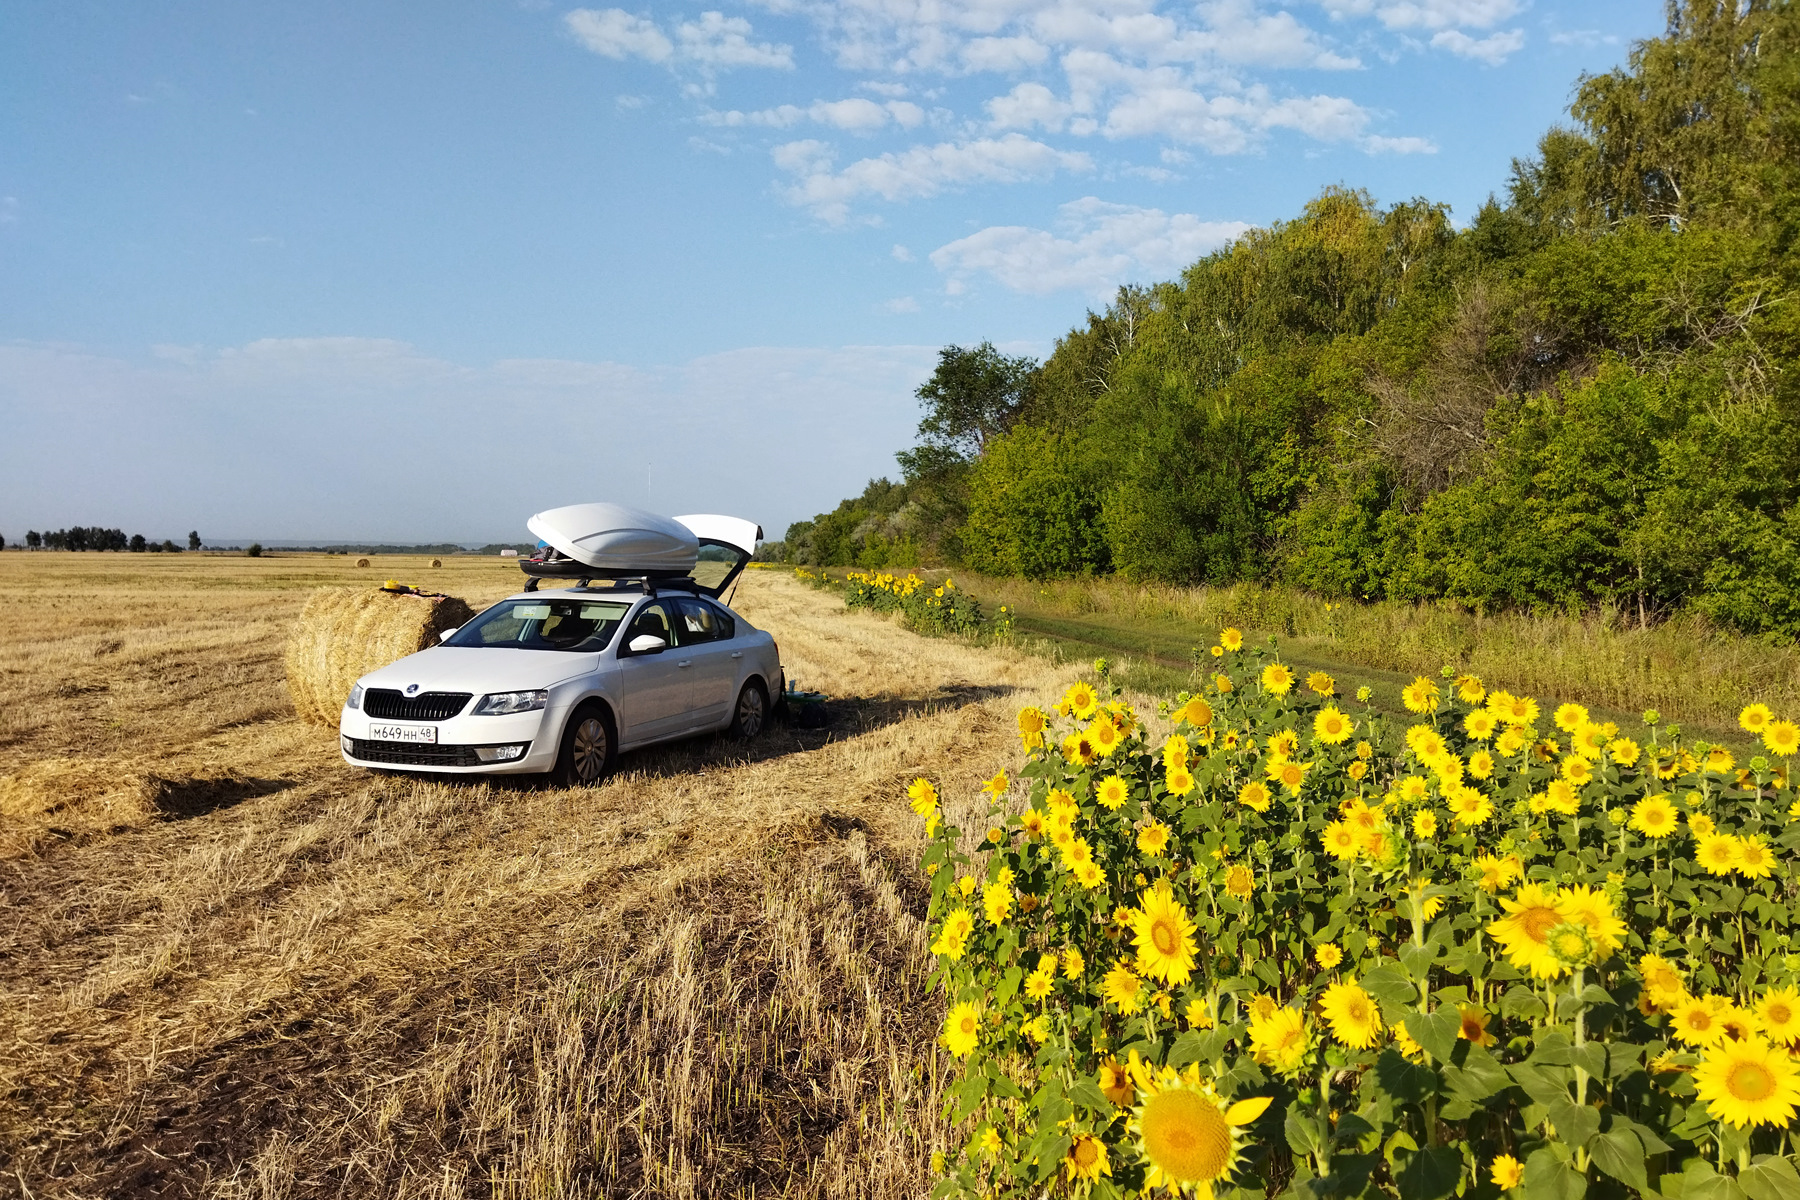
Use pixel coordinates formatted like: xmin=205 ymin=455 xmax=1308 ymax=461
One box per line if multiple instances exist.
xmin=0 ymin=554 xmax=1079 ymax=1198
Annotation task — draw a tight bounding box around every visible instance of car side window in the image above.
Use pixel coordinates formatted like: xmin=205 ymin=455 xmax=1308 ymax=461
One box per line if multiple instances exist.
xmin=622 ymin=602 xmax=672 ymax=653
xmin=706 ymin=601 xmax=736 ymax=641
xmin=673 ymin=597 xmax=718 ymax=645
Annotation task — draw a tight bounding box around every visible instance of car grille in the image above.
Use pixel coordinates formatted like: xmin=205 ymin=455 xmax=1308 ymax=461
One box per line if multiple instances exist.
xmin=363 ymin=689 xmax=472 ymax=720
xmin=347 ymin=739 xmax=530 ymax=768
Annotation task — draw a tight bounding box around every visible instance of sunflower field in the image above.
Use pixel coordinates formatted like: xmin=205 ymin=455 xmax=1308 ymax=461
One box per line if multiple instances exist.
xmin=834 ymin=569 xmax=1013 ymax=639
xmin=915 ymin=633 xmax=1800 ymax=1200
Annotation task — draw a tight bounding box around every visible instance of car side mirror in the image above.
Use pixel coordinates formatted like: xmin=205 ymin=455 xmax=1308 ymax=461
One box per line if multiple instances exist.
xmin=438 ymin=627 xmax=459 ymax=642
xmin=628 ymin=633 xmax=667 ymax=654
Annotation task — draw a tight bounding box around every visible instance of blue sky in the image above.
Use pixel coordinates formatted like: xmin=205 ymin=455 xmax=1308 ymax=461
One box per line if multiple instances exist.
xmin=1 ymin=0 xmax=1663 ymax=544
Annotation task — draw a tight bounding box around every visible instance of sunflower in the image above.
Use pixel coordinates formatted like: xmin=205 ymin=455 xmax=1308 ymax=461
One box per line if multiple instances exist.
xmin=1489 ymin=883 xmax=1568 ymax=978
xmin=1696 ymin=832 xmax=1741 ymax=876
xmin=1090 ymin=776 xmax=1127 ymax=811
xmin=1314 ymin=706 xmax=1353 ymax=744
xmin=1103 ymin=962 xmax=1145 ymax=1014
xmin=1738 ymin=834 xmax=1775 ymax=879
xmin=1631 ymin=794 xmax=1678 ymax=837
xmin=1401 ymin=676 xmax=1440 ymax=714
xmin=1609 ymin=737 xmax=1642 ymax=767
xmin=1491 ymin=1156 xmax=1525 ymax=1191
xmin=1322 ymin=820 xmax=1360 ymax=861
xmin=1315 ymin=942 xmax=1343 ymax=969
xmin=1407 ymin=726 xmax=1447 ymax=761
xmin=1220 ymin=627 xmax=1243 ymax=652
xmin=1224 ymin=864 xmax=1254 ymax=900
xmin=1215 ymin=672 xmax=1234 ymax=694
xmin=1671 ymin=994 xmax=1731 ymax=1048
xmin=1248 ymin=1007 xmax=1309 ymax=1073
xmin=1090 ymin=717 xmax=1123 ymax=757
xmin=1757 ymin=988 xmax=1800 ymax=1046
xmin=1347 ymin=760 xmax=1368 ymax=781
xmin=1355 ymin=740 xmax=1373 ymax=760
xmin=1262 ymin=663 xmax=1295 ymax=696
xmin=1553 ymin=702 xmax=1589 ymax=733
xmin=1396 ymin=775 xmax=1429 ymax=804
xmin=1766 ymin=721 xmax=1800 ymax=757
xmin=978 ymin=1125 xmax=1002 ymax=1156
xmin=1320 ymin=979 xmax=1382 ymax=1048
xmin=1412 ymin=810 xmax=1437 ymax=839
xmin=1017 ymin=706 xmax=1047 ymax=737
xmin=1694 ymin=1038 xmax=1800 ymax=1128
xmin=1270 ymin=759 xmax=1310 ymax=795
xmin=1180 ymin=696 xmax=1215 ymax=729
xmin=1742 ymin=703 xmax=1775 ymax=734
xmin=1133 ymin=1077 xmax=1269 ymax=1197
xmin=1138 ymin=821 xmax=1172 ymax=857
xmin=1638 ymin=954 xmax=1686 ymax=1005
xmin=1238 ymin=780 xmax=1273 ymax=812
xmin=1494 ymin=693 xmax=1540 ymax=727
xmin=1185 ymin=999 xmax=1215 ymax=1029
xmin=1166 ymin=766 xmax=1196 ymax=797
xmin=1468 ymin=749 xmax=1495 ymax=779
xmin=1062 ymin=733 xmax=1098 ymax=766
xmin=1024 ymin=968 xmax=1055 ymax=1001
xmin=1706 ymin=746 xmax=1736 ymax=774
xmin=1164 ymin=734 xmax=1191 ymax=769
xmin=907 ymin=777 xmax=939 ymax=817
xmin=1074 ymin=859 xmax=1106 ymax=890
xmin=1557 ymin=885 xmax=1626 ymax=959
xmin=1464 ymin=709 xmax=1498 ymax=740
xmin=1456 ymin=674 xmax=1486 ymax=703
xmin=1063 ymin=837 xmax=1096 ymax=871
xmin=1391 ymin=1025 xmax=1426 ymax=1060
xmin=942 ymin=1000 xmax=981 ymax=1057
xmin=1062 ymin=946 xmax=1085 ymax=978
xmin=1065 ymin=681 xmax=1100 ymax=720
xmin=1064 ymin=1133 xmax=1111 ymax=1183
xmin=1472 ymin=854 xmax=1521 ymax=894
xmin=1448 ymin=786 xmax=1493 ymax=827
xmin=1562 ymin=756 xmax=1594 ymax=785
xmin=983 ymin=881 xmax=1013 ymax=925
xmin=1458 ymin=1006 xmax=1495 ymax=1046
xmin=1131 ymin=881 xmax=1199 ymax=985
xmin=1496 ymin=727 xmax=1528 ymax=757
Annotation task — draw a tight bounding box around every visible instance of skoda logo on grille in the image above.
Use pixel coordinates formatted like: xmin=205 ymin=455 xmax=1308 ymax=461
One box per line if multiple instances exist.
xmin=405 ymin=684 xmax=421 ymax=695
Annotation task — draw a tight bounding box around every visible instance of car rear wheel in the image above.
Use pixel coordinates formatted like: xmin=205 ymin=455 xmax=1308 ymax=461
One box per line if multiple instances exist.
xmin=731 ymin=680 xmax=767 ymax=740
xmin=555 ymin=703 xmax=615 ymax=786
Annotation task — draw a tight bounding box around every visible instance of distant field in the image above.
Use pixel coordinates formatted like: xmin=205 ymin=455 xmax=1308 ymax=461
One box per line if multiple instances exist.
xmin=0 ymin=553 xmax=1074 ymax=1197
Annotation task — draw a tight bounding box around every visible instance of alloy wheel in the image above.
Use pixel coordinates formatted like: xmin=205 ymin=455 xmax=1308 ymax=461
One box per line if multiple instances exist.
xmin=571 ymin=716 xmax=609 ymax=783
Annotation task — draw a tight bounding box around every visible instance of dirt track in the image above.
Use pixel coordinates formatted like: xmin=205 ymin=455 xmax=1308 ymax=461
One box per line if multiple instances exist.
xmin=0 ymin=558 xmax=1075 ymax=1199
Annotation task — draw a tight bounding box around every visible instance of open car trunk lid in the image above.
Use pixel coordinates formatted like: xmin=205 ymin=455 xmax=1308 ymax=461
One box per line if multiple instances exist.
xmin=521 ymin=503 xmax=761 ymax=599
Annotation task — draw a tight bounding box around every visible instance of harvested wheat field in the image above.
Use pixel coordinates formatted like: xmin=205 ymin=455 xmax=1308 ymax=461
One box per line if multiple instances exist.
xmin=0 ymin=554 xmax=1082 ymax=1199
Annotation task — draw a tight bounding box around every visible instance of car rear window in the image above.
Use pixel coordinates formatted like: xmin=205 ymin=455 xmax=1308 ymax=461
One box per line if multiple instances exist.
xmin=444 ymin=599 xmax=630 ymax=652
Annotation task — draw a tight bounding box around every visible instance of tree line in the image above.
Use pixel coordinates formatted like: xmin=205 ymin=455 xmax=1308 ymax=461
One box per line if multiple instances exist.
xmin=13 ymin=529 xmax=204 ymax=553
xmin=783 ymin=1 xmax=1800 ymax=639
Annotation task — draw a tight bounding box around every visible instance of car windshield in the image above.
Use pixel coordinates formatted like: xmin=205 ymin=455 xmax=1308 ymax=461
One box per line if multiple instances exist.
xmin=444 ymin=598 xmax=631 ymax=652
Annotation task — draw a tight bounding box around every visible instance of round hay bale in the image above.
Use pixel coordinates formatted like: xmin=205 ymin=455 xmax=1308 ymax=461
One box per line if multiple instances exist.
xmin=284 ymin=587 xmax=475 ymax=726
xmin=431 ymin=558 xmax=442 ymax=567
xmin=356 ymin=557 xmax=370 ymax=568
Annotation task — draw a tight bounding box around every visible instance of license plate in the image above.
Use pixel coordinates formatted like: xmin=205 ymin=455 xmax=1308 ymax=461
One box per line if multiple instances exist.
xmin=370 ymin=723 xmax=437 ymax=744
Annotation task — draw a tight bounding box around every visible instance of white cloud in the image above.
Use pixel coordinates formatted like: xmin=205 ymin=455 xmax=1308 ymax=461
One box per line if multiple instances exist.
xmin=0 ymin=196 xmax=18 ymax=224
xmin=961 ymin=35 xmax=1051 ymax=73
xmin=1188 ymin=0 xmax=1362 ymax=68
xmin=773 ymin=133 xmax=1094 ymax=223
xmin=565 ymin=8 xmax=792 ymax=71
xmin=705 ymin=97 xmax=922 ymax=132
xmin=882 ymin=296 xmax=920 ymax=312
xmin=891 ymin=243 xmax=915 ymax=261
xmin=985 ymin=82 xmax=1077 ymax=132
xmin=1431 ymin=27 xmax=1525 ymax=62
xmin=1321 ymin=0 xmax=1523 ymax=30
xmin=1362 ymin=133 xmax=1437 ymax=153
xmin=930 ymin=197 xmax=1250 ymax=297
xmin=1549 ymin=29 xmax=1619 ymax=47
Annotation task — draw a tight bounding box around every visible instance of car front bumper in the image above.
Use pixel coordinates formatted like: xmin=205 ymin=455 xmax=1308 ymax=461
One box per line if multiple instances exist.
xmin=338 ymin=706 xmax=562 ymax=775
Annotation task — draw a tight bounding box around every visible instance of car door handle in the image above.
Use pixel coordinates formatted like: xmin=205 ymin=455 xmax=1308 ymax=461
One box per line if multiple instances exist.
xmin=677 ymin=660 xmax=691 ymax=668
xmin=730 ymin=652 xmax=743 ymax=659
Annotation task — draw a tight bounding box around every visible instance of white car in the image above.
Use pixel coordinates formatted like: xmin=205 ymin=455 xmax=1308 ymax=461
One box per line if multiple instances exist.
xmin=338 ymin=504 xmax=784 ymax=784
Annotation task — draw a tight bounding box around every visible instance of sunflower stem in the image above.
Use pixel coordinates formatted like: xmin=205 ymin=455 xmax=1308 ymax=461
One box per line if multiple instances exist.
xmin=1573 ymin=965 xmax=1589 ymax=1109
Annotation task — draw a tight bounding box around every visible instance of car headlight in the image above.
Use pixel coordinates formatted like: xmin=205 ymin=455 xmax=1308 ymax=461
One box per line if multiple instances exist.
xmin=472 ymin=690 xmax=549 ymax=716
xmin=346 ymin=684 xmax=364 ymax=711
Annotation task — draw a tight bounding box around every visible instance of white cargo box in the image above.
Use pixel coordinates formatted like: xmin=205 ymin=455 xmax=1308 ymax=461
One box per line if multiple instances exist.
xmin=520 ymin=503 xmax=762 ymax=598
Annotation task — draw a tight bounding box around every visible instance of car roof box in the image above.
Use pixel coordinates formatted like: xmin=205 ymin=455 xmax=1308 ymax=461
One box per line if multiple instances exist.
xmin=521 ymin=503 xmax=761 ymax=599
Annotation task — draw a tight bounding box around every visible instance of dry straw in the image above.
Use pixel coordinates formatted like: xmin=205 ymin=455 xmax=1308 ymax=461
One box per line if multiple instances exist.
xmin=284 ymin=587 xmax=475 ymax=725
xmin=355 ymin=557 xmax=370 ymax=567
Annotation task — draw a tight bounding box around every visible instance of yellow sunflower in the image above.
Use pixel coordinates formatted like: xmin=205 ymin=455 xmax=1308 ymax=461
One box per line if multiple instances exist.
xmin=1554 ymin=702 xmax=1589 ymax=733
xmin=1610 ymin=737 xmax=1642 ymax=766
xmin=1238 ymin=780 xmax=1273 ymax=812
xmin=1413 ymin=810 xmax=1437 ymax=839
xmin=1090 ymin=717 xmax=1123 ymax=757
xmin=1458 ymin=1006 xmax=1495 ymax=1046
xmin=1742 ymin=703 xmax=1774 ymax=734
xmin=1694 ymin=1038 xmax=1800 ymax=1128
xmin=1064 ymin=680 xmax=1100 ymax=720
xmin=1557 ymin=886 xmax=1626 ymax=960
xmin=1472 ymin=854 xmax=1520 ymax=894
xmin=1491 ymin=1156 xmax=1525 ymax=1191
xmin=1248 ymin=1007 xmax=1309 ymax=1073
xmin=1401 ymin=676 xmax=1440 ymax=714
xmin=942 ymin=1000 xmax=981 ymax=1057
xmin=906 ymin=777 xmax=939 ymax=817
xmin=1319 ymin=979 xmax=1383 ymax=1048
xmin=1270 ymin=759 xmax=1310 ymax=795
xmin=1464 ymin=709 xmax=1498 ymax=740
xmin=1488 ymin=883 xmax=1568 ymax=978
xmin=1631 ymin=794 xmax=1678 ymax=837
xmin=1456 ymin=674 xmax=1486 ymax=703
xmin=1103 ymin=962 xmax=1145 ymax=1014
xmin=1179 ymin=696 xmax=1215 ymax=729
xmin=1220 ymin=627 xmax=1243 ymax=652
xmin=1757 ymin=987 xmax=1800 ymax=1046
xmin=1064 ymin=1134 xmax=1111 ymax=1183
xmin=1314 ymin=705 xmax=1353 ymax=744
xmin=1261 ymin=662 xmax=1295 ymax=696
xmin=1494 ymin=692 xmax=1540 ymax=727
xmin=1017 ymin=706 xmax=1047 ymax=737
xmin=1322 ymin=820 xmax=1360 ymax=861
xmin=1133 ymin=1077 xmax=1269 ymax=1197
xmin=1131 ymin=881 xmax=1199 ymax=985
xmin=1138 ymin=821 xmax=1172 ymax=857
xmin=1166 ymin=765 xmax=1196 ymax=797
xmin=1638 ymin=954 xmax=1686 ymax=1005
xmin=1099 ymin=1059 xmax=1135 ymax=1105
xmin=1562 ymin=755 xmax=1594 ymax=785
xmin=1738 ymin=834 xmax=1776 ymax=878
xmin=1766 ymin=720 xmax=1800 ymax=758
xmin=1096 ymin=775 xmax=1131 ymax=811
xmin=1224 ymin=864 xmax=1254 ymax=901
xmin=1314 ymin=942 xmax=1343 ymax=970
xmin=1696 ymin=832 xmax=1741 ymax=876
xmin=1670 ymin=994 xmax=1731 ymax=1048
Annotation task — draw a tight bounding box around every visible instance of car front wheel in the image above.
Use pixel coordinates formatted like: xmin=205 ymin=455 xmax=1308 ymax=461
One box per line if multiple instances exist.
xmin=554 ymin=703 xmax=616 ymax=786
xmin=731 ymin=681 xmax=767 ymax=740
